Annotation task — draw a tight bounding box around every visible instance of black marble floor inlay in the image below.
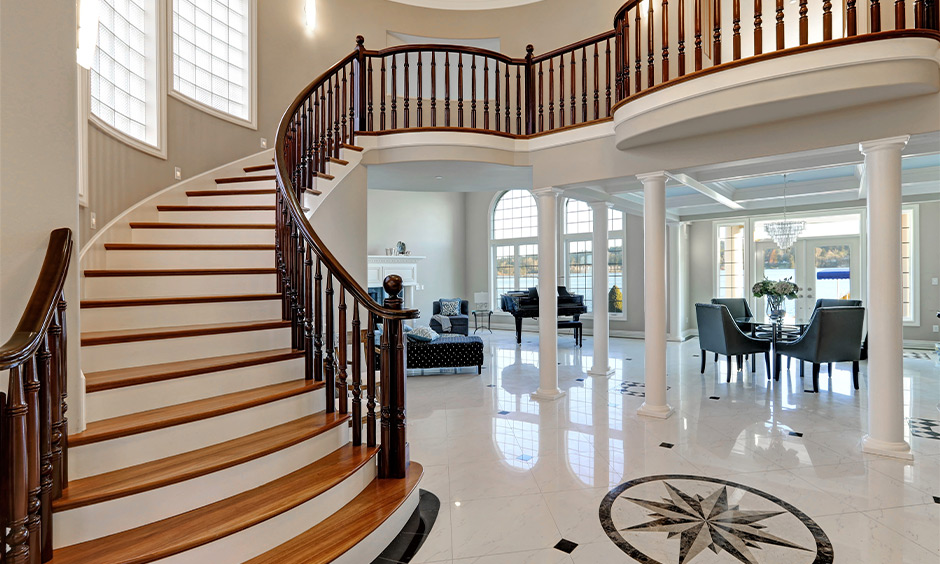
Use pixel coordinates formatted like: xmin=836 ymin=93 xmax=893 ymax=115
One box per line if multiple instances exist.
xmin=789 ymin=431 xmax=804 ymax=437
xmin=371 ymin=489 xmax=440 ymax=564
xmin=486 ymin=384 xmax=496 ymax=388
xmin=659 ymin=442 xmax=674 ymax=449
xmin=933 ymin=496 xmax=940 ymax=504
xmin=554 ymin=539 xmax=579 ymax=553
xmin=620 ymin=381 xmax=671 ymax=398
xmin=709 ymin=396 xmax=720 ymax=400
xmin=600 ymin=475 xmax=833 ymax=564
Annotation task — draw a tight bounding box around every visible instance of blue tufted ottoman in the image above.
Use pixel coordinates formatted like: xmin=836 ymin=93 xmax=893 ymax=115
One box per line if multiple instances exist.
xmin=407 ymin=335 xmax=484 ymax=373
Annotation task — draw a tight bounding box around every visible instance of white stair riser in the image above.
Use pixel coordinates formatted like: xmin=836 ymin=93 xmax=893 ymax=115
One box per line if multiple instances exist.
xmin=187 ymin=193 xmax=274 ymax=206
xmin=83 ymin=274 xmax=278 ymax=299
xmin=53 ymin=425 xmax=349 ymax=547
xmin=131 ymin=228 xmax=274 ymax=245
xmin=82 ymin=327 xmax=291 ymax=372
xmin=81 ymin=300 xmax=282 ymax=332
xmin=335 ymin=486 xmax=421 ymax=564
xmin=105 ymin=249 xmax=273 ymax=270
xmin=211 ymin=179 xmax=275 ymax=190
xmin=158 ymin=210 xmax=275 ymax=223
xmin=68 ymin=391 xmax=324 ymax=479
xmin=85 ymin=357 xmax=304 ymax=421
xmin=153 ymin=458 xmax=377 ymax=564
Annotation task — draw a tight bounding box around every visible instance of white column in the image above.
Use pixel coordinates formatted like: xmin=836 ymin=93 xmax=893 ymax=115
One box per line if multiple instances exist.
xmin=637 ymin=172 xmax=674 ymax=419
xmin=532 ymin=187 xmax=565 ymax=401
xmin=589 ymin=202 xmax=614 ymax=376
xmin=860 ymin=136 xmax=913 ymax=460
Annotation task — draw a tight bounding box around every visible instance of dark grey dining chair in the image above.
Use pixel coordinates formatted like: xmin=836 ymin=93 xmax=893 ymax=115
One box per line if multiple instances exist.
xmin=813 ymin=299 xmax=864 ymax=367
xmin=696 ymin=304 xmax=771 ymax=382
xmin=710 ymin=298 xmax=755 ymax=362
xmin=775 ymin=306 xmax=865 ymax=393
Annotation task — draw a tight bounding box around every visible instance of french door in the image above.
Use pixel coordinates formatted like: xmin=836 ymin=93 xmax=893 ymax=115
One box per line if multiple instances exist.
xmin=756 ymin=236 xmax=861 ymax=322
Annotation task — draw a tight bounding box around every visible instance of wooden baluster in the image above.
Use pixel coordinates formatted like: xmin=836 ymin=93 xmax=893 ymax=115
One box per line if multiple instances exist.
xmin=8 ymin=366 xmax=30 ymax=564
xmin=291 ymin=228 xmax=302 ymax=351
xmin=635 ymin=7 xmax=643 ymax=90
xmin=581 ymin=46 xmax=588 ymax=123
xmin=378 ymin=277 xmax=408 ymax=480
xmin=458 ymin=53 xmax=464 ymax=127
xmin=799 ymin=0 xmax=809 ymax=44
xmin=734 ymin=0 xmax=743 ymax=58
xmin=895 ymin=0 xmax=905 ymax=27
xmin=417 ymin=51 xmax=423 ymax=127
xmin=380 ymin=58 xmax=387 ymax=130
xmin=312 ymin=94 xmax=321 ymax=174
xmin=538 ymin=60 xmax=544 ymax=132
xmin=593 ymin=43 xmax=600 ymax=119
xmin=614 ymin=23 xmax=621 ymax=100
xmin=625 ymin=16 xmax=631 ymax=95
xmin=367 ymin=57 xmax=374 ymax=131
xmin=445 ymin=52 xmax=451 ymax=127
xmin=483 ymin=58 xmax=490 ymax=130
xmin=325 ymin=78 xmax=334 ymax=160
xmin=912 ymin=0 xmax=924 ymax=26
xmin=430 ymin=52 xmax=437 ymax=127
xmin=471 ymin=55 xmax=478 ymax=129
xmin=548 ymin=59 xmax=555 ymax=129
xmin=494 ymin=60 xmax=501 ymax=132
xmin=755 ymin=0 xmax=763 ymax=54
xmin=871 ymin=0 xmax=882 ymax=30
xmin=391 ymin=54 xmax=398 ymax=129
xmin=648 ymin=0 xmax=655 ymax=86
xmin=776 ymin=0 xmax=785 ymax=49
xmin=351 ymin=62 xmax=359 ymax=144
xmin=314 ymin=260 xmax=324 ymax=383
xmin=333 ymin=77 xmax=341 ymax=157
xmin=823 ymin=0 xmax=833 ymax=38
xmin=356 ymin=38 xmax=367 ymax=136
xmin=351 ymin=303 xmax=362 ymax=446
xmin=605 ymin=38 xmax=612 ymax=114
xmin=713 ymin=0 xmax=723 ymax=65
xmin=55 ymin=301 xmax=69 ymax=493
xmin=337 ymin=288 xmax=348 ymax=415
xmin=366 ymin=313 xmax=377 ymax=448
xmin=319 ymin=85 xmax=327 ymax=171
xmin=847 ymin=0 xmax=858 ymax=35
xmin=695 ymin=0 xmax=704 ymax=69
xmin=341 ymin=66 xmax=348 ymax=144
xmin=37 ymin=340 xmax=53 ymax=561
xmin=570 ymin=51 xmax=577 ymax=124
xmin=403 ymin=53 xmax=410 ymax=129
xmin=47 ymin=317 xmax=63 ymax=499
xmin=663 ymin=0 xmax=671 ymax=82
xmin=559 ymin=55 xmax=565 ymax=127
xmin=525 ymin=46 xmax=535 ymax=135
xmin=504 ymin=63 xmax=511 ymax=133
xmin=324 ymin=271 xmax=335 ymax=413
xmin=1 ymin=388 xmax=6 ymax=564
xmin=678 ymin=0 xmax=687 ymax=76
xmin=24 ymin=358 xmax=41 ymax=564
xmin=516 ymin=64 xmax=523 ymax=134
xmin=304 ymin=246 xmax=314 ymax=381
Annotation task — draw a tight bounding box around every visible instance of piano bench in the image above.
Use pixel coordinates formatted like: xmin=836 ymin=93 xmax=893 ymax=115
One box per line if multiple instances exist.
xmin=557 ymin=320 xmax=583 ymax=347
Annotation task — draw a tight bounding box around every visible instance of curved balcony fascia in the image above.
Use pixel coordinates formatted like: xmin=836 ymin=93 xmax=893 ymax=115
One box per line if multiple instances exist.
xmin=612 ymin=32 xmax=940 ymax=150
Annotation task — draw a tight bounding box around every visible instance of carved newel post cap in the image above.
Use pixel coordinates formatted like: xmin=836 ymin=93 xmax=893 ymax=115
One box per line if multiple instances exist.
xmin=356 ymin=35 xmax=365 ymax=46
xmin=526 ymin=44 xmax=534 ymax=56
xmin=383 ymin=274 xmax=403 ymax=297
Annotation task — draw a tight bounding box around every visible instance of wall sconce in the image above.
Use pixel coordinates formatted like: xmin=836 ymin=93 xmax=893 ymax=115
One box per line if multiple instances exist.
xmin=304 ymin=0 xmax=317 ymax=30
xmin=77 ymin=0 xmax=101 ymax=69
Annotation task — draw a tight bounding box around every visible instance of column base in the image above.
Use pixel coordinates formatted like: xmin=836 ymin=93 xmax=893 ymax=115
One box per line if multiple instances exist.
xmin=531 ymin=388 xmax=566 ymax=401
xmin=588 ymin=366 xmax=615 ymax=377
xmin=861 ymin=434 xmax=914 ymax=460
xmin=637 ymin=402 xmax=674 ymax=419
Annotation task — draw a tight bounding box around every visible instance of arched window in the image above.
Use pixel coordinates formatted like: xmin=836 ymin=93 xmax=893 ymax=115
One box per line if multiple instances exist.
xmin=490 ymin=190 xmax=538 ymax=307
xmin=171 ymin=0 xmax=256 ymax=126
xmin=563 ymin=199 xmax=626 ymax=315
xmin=91 ymin=0 xmax=165 ymax=156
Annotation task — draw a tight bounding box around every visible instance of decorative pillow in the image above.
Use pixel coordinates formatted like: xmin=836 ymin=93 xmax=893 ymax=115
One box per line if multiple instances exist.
xmin=407 ymin=326 xmax=439 ymax=342
xmin=440 ymin=299 xmax=461 ymax=317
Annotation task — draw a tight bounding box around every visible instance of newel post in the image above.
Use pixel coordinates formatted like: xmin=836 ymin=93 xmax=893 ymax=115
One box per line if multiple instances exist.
xmin=355 ymin=36 xmax=368 ymax=134
xmin=378 ymin=275 xmax=409 ymax=479
xmin=524 ymin=44 xmax=536 ymax=135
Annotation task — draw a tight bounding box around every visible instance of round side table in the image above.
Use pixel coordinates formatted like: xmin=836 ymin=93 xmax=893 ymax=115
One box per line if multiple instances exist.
xmin=472 ymin=310 xmax=493 ymax=334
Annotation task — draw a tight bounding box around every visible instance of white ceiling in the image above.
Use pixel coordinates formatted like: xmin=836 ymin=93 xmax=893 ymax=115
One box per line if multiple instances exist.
xmin=367 ymin=160 xmax=533 ymax=192
xmin=386 ymin=0 xmax=543 ymax=10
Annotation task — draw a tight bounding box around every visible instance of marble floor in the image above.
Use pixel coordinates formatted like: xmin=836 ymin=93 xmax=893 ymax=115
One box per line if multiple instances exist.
xmin=403 ymin=330 xmax=940 ymax=564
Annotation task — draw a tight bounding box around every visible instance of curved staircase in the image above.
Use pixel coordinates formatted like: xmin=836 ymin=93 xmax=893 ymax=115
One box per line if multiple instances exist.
xmin=56 ymin=158 xmax=422 ymax=563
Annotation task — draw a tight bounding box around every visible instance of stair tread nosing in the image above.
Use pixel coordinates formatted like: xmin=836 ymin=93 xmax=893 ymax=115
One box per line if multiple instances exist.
xmin=81 ymin=319 xmax=290 ymax=346
xmin=214 ymin=174 xmax=276 ymax=184
xmin=84 ymin=268 xmax=278 ymax=277
xmin=185 ymin=189 xmax=276 ymax=197
xmin=81 ymin=293 xmax=281 ymax=309
xmin=156 ymin=205 xmax=276 ymax=211
xmin=85 ymin=348 xmax=303 ymax=392
xmin=128 ymin=222 xmax=275 ymax=229
xmin=246 ymin=462 xmax=424 ymax=564
xmin=53 ymin=411 xmax=350 ymax=512
xmin=49 ymin=445 xmax=378 ymax=564
xmin=103 ymin=243 xmax=275 ymax=251
xmin=244 ymin=164 xmax=275 ymax=173
xmin=69 ymin=379 xmax=322 ymax=447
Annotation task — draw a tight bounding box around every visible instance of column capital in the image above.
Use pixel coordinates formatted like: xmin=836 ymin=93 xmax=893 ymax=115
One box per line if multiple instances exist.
xmin=531 ymin=186 xmax=563 ymax=198
xmin=859 ymin=135 xmax=910 ymax=155
xmin=636 ymin=171 xmax=668 ymax=183
xmin=587 ymin=201 xmax=614 ymax=211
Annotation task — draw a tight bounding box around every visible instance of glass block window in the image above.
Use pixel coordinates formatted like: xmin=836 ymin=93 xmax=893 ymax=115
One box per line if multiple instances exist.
xmin=717 ymin=222 xmax=746 ymax=298
xmin=172 ymin=0 xmax=252 ymax=121
xmin=493 ymin=190 xmax=538 ymax=240
xmin=91 ymin=0 xmax=157 ymax=146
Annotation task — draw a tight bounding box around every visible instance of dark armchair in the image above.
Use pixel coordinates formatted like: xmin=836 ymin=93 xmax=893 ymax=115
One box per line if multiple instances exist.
xmin=775 ymin=306 xmax=865 ymax=393
xmin=710 ymin=298 xmax=756 ymax=362
xmin=695 ymin=303 xmax=771 ymax=382
xmin=430 ymin=299 xmax=470 ymax=336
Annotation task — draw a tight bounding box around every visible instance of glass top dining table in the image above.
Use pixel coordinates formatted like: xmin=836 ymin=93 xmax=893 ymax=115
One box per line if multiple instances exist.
xmin=734 ymin=316 xmax=810 ymax=381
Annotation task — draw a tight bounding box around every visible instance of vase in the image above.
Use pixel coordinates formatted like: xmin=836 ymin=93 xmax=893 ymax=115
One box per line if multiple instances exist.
xmin=766 ymin=295 xmax=785 ymax=322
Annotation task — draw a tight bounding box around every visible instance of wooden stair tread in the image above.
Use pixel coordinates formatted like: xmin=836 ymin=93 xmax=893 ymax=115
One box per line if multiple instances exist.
xmin=186 ymin=189 xmax=276 ymax=196
xmin=49 ymin=446 xmax=378 ymax=564
xmin=103 ymin=243 xmax=274 ymax=251
xmin=81 ymin=293 xmax=281 ymax=309
xmin=215 ymin=174 xmax=276 ymax=184
xmin=302 ymin=187 xmax=323 ymax=195
xmin=85 ymin=348 xmax=303 ymax=392
xmin=244 ymin=163 xmax=275 ymax=172
xmin=82 ymin=319 xmax=290 ymax=346
xmin=326 ymin=156 xmax=349 ymax=166
xmin=84 ymin=267 xmax=277 ymax=277
xmin=156 ymin=205 xmax=276 ymax=211
xmin=340 ymin=143 xmax=364 ymax=152
xmin=312 ymin=171 xmax=334 ymax=181
xmin=54 ymin=412 xmax=349 ymax=512
xmin=70 ymin=379 xmax=322 ymax=447
xmin=129 ymin=222 xmax=275 ymax=229
xmin=246 ymin=462 xmax=423 ymax=564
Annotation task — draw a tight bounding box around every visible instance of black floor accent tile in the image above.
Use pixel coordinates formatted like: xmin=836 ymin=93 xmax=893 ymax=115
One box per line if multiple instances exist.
xmin=709 ymin=396 xmax=720 ymax=400
xmin=625 ymin=358 xmax=633 ymax=361
xmin=659 ymin=442 xmax=674 ymax=449
xmin=554 ymin=539 xmax=578 ymax=553
xmin=934 ymin=496 xmax=940 ymax=504
xmin=576 ymin=378 xmax=585 ymax=382
xmin=486 ymin=384 xmax=496 ymax=388
xmin=371 ymin=490 xmax=440 ymax=564
xmin=789 ymin=431 xmax=804 ymax=437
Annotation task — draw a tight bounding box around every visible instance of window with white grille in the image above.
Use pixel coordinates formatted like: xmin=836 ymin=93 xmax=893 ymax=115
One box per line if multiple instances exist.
xmin=91 ymin=0 xmax=162 ymax=151
xmin=172 ymin=0 xmax=254 ymax=124
xmin=563 ymin=199 xmax=626 ymax=315
xmin=901 ymin=207 xmax=917 ymax=324
xmin=491 ymin=190 xmax=539 ymax=310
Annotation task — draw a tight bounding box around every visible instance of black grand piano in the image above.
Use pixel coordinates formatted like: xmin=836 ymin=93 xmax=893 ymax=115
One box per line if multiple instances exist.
xmin=500 ymin=286 xmax=587 ymax=344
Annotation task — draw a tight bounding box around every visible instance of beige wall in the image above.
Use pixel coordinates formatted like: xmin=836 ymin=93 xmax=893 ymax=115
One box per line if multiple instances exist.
xmin=83 ymin=0 xmax=626 ymax=244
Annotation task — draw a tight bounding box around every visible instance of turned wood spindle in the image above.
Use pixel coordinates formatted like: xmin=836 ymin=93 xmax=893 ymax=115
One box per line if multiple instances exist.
xmin=776 ymin=0 xmax=785 ymax=49
xmin=733 ymin=0 xmax=742 ymax=59
xmin=324 ymin=271 xmax=335 ymax=414
xmin=871 ymin=0 xmax=882 ymax=31
xmin=444 ymin=52 xmax=451 ymax=127
xmin=713 ymin=0 xmax=723 ymax=65
xmin=648 ymin=0 xmax=655 ymax=87
xmin=678 ymin=0 xmax=687 ymax=76
xmin=483 ymin=58 xmax=490 ymax=130
xmin=548 ymin=59 xmax=555 ymax=129
xmin=380 ymin=58 xmax=387 ymax=130
xmin=559 ymin=55 xmax=566 ymax=127
xmin=391 ymin=55 xmax=398 ymax=129
xmin=366 ymin=314 xmax=377 ymax=448
xmin=538 ymin=60 xmax=544 ymax=132
xmin=337 ymin=288 xmax=348 ymax=416
xmin=799 ymin=0 xmax=809 ymax=45
xmin=431 ymin=51 xmax=437 ymax=127
xmin=635 ymin=6 xmax=643 ymax=91
xmin=458 ymin=53 xmax=464 ymax=127
xmin=7 ymin=366 xmax=30 ymax=564
xmin=417 ymin=52 xmax=423 ymax=128
xmin=351 ymin=303 xmax=362 ymax=446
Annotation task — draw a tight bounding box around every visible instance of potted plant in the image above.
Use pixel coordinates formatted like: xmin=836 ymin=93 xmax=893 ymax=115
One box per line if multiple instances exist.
xmin=752 ymin=277 xmax=800 ymax=322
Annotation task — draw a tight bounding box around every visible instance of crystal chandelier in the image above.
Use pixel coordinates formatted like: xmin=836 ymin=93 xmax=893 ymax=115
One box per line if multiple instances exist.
xmin=763 ymin=173 xmax=805 ymax=251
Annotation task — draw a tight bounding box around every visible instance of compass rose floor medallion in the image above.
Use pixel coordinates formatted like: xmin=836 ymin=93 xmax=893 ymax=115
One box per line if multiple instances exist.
xmin=600 ymin=475 xmax=834 ymax=564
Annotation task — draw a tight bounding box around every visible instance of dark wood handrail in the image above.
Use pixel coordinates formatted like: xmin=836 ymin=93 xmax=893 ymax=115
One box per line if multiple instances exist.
xmin=364 ymin=43 xmax=526 ymax=65
xmin=531 ymin=29 xmax=617 ymax=62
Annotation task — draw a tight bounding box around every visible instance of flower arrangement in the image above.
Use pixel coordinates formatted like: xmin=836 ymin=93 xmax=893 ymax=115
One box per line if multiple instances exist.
xmin=752 ymin=277 xmax=800 ymax=321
